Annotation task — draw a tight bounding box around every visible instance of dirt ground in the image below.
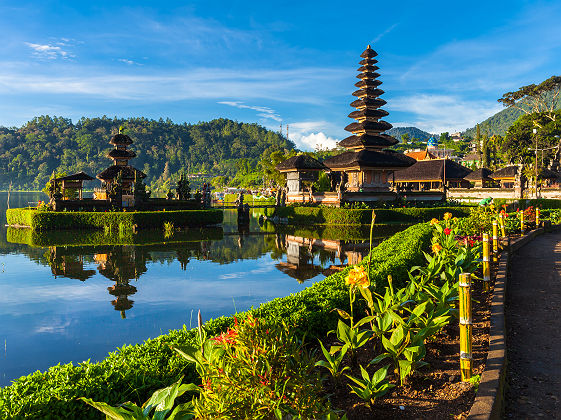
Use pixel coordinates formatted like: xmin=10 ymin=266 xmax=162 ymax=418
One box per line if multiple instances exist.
xmin=504 ymin=231 xmax=561 ymax=419
xmin=324 ymin=280 xmax=491 ymax=419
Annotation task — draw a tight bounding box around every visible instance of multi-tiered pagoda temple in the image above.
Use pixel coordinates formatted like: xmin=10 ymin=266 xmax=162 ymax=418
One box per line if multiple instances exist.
xmin=323 ymin=46 xmax=414 ymax=199
xmin=95 ymin=132 xmax=146 ymax=207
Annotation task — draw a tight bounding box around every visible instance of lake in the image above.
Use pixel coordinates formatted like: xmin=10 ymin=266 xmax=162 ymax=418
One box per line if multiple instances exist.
xmin=0 ymin=192 xmax=404 ymax=387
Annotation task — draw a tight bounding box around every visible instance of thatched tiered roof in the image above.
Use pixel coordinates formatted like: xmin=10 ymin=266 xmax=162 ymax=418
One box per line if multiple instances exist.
xmin=55 ymin=171 xmax=95 ymax=181
xmin=98 ymin=132 xmax=143 ymax=182
xmin=98 ymin=165 xmax=146 ymax=181
xmin=324 ymin=45 xmax=414 ymax=171
xmin=275 ymin=154 xmax=326 ymax=172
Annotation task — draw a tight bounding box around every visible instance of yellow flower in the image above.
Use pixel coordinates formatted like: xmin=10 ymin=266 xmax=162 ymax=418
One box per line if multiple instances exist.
xmin=430 ymin=218 xmax=439 ymax=225
xmin=345 ymin=266 xmax=370 ymax=289
xmin=443 ymin=212 xmax=452 ymax=221
xmin=432 ymin=243 xmax=443 ymax=254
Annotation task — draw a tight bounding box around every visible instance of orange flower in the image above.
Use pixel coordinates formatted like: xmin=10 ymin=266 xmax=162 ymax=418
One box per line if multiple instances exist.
xmin=443 ymin=212 xmax=452 ymax=221
xmin=430 ymin=218 xmax=439 ymax=225
xmin=345 ymin=265 xmax=370 ymax=289
xmin=432 ymin=243 xmax=443 ymax=254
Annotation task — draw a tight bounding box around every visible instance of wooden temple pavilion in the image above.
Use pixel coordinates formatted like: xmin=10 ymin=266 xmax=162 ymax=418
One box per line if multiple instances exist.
xmin=463 ymin=167 xmax=496 ymax=188
xmin=322 ymin=46 xmax=415 ymax=200
xmin=95 ymin=133 xmax=146 ymax=207
xmin=53 ymin=171 xmax=95 ymax=199
xmin=489 ymin=166 xmax=518 ymax=188
xmin=275 ymin=154 xmax=326 ymax=196
xmin=393 ymin=159 xmax=472 ymax=191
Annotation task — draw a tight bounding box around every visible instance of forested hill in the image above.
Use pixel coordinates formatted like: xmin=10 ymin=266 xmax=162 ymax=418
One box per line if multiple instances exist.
xmin=0 ymin=116 xmax=295 ymax=191
xmin=463 ymin=107 xmax=524 ymax=137
xmin=464 ymin=95 xmax=561 ymax=137
xmin=386 ymin=126 xmax=432 ymax=141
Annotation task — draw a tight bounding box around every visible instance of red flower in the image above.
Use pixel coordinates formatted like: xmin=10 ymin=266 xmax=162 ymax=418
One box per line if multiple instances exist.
xmin=211 ymin=328 xmax=238 ymax=345
xmin=444 ymin=228 xmax=451 ymax=235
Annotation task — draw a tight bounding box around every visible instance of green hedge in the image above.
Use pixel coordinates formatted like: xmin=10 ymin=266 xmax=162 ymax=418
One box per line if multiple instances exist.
xmin=273 ymin=206 xmax=471 ymax=225
xmin=0 ymin=223 xmax=432 ymax=419
xmin=221 ymin=194 xmax=275 ymax=205
xmin=6 ymin=226 xmax=224 ymax=247
xmin=6 ymin=208 xmax=223 ymax=231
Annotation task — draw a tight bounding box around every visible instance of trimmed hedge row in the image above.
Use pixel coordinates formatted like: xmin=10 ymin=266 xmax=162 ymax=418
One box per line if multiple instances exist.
xmin=6 ymin=226 xmax=224 ymax=247
xmin=0 ymin=222 xmax=433 ymax=419
xmin=273 ymin=206 xmax=471 ymax=225
xmin=269 ymin=223 xmax=410 ymax=242
xmin=6 ymin=208 xmax=223 ymax=231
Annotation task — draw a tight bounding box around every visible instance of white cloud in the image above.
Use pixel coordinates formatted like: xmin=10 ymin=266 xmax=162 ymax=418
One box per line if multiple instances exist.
xmin=218 ymin=101 xmax=282 ymax=122
xmin=390 ymin=94 xmax=503 ymax=134
xmin=0 ymin=66 xmax=346 ymax=104
xmin=118 ymin=59 xmax=143 ymax=66
xmin=288 ymin=121 xmax=341 ymax=150
xmin=25 ymin=42 xmax=72 ymax=60
xmin=371 ymin=23 xmax=399 ymax=44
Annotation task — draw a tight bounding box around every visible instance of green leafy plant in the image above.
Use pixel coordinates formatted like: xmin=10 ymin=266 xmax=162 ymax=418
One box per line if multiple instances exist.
xmin=346 ymin=365 xmax=394 ymax=407
xmin=80 ymin=376 xmax=198 ymax=419
xmin=315 ymin=341 xmax=350 ymax=379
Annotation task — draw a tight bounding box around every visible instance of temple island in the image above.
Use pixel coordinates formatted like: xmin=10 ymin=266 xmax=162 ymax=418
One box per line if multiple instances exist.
xmin=47 ymin=131 xmax=211 ymax=212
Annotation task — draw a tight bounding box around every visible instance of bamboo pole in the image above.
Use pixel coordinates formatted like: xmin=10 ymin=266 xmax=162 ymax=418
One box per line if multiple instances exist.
xmin=492 ymin=220 xmax=499 ymax=261
xmin=459 ymin=272 xmax=473 ymax=382
xmin=536 ymin=208 xmax=540 ymax=228
xmin=499 ymin=213 xmax=506 ymax=237
xmin=482 ymin=233 xmax=491 ymax=292
xmin=520 ymin=210 xmax=524 ymax=236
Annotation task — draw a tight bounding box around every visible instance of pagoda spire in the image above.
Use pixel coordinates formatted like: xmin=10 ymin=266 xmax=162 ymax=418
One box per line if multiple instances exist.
xmin=337 ymin=45 xmax=397 ymax=150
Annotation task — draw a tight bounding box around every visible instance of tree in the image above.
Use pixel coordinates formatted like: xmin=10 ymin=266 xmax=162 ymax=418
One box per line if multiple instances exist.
xmin=501 ymin=110 xmax=561 ymax=165
xmin=401 ymin=133 xmax=410 ymax=144
xmin=498 ymin=76 xmax=561 ymax=126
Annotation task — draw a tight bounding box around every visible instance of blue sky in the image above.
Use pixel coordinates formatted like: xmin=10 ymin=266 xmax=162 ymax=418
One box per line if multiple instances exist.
xmin=1 ymin=0 xmax=561 ymax=150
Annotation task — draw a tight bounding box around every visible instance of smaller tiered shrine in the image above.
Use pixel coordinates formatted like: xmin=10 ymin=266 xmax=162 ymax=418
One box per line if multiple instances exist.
xmin=95 ymin=132 xmax=146 ymax=207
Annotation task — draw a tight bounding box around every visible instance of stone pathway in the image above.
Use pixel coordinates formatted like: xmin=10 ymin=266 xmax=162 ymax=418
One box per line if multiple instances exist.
xmin=504 ymin=231 xmax=561 ymax=419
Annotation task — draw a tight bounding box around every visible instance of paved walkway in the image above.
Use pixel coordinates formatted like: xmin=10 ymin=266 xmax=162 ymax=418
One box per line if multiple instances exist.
xmin=505 ymin=231 xmax=561 ymax=419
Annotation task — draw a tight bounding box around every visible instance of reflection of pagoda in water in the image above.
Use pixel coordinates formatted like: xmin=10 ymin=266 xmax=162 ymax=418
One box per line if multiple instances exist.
xmin=275 ymin=235 xmax=372 ymax=282
xmin=95 ymin=246 xmax=147 ymax=319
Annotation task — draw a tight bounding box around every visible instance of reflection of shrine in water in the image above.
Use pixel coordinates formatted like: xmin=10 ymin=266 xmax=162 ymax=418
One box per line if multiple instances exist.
xmin=94 ymin=246 xmax=147 ymax=319
xmin=43 ymin=242 xmax=212 ymax=319
xmin=48 ymin=247 xmax=96 ymax=281
xmin=275 ymin=235 xmax=371 ymax=283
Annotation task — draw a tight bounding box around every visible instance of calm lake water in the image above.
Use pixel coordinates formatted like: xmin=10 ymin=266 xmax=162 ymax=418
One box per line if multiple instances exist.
xmin=0 ymin=192 xmax=404 ymax=387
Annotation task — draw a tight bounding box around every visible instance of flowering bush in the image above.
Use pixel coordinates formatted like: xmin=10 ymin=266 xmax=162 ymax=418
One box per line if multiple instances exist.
xmin=176 ymin=314 xmax=336 ymax=419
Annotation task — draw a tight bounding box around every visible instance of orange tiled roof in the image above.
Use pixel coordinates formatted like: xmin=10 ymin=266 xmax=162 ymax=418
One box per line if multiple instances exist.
xmin=404 ymin=150 xmax=437 ymax=161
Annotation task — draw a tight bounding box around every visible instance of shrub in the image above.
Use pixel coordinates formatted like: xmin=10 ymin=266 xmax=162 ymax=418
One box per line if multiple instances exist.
xmin=5 ymin=208 xmax=223 ymax=231
xmin=272 ymin=206 xmax=471 ymax=225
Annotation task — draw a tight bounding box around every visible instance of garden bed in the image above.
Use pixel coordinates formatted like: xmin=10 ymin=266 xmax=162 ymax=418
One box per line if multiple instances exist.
xmin=324 ymin=273 xmax=492 ymax=419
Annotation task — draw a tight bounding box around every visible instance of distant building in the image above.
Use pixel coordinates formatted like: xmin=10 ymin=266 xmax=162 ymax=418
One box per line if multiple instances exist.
xmin=461 ymin=151 xmax=481 ymax=168
xmin=425 ymin=136 xmax=459 ymax=160
xmin=404 ymin=149 xmax=438 ymax=161
xmin=393 ymin=159 xmax=472 ymax=191
xmin=463 ymin=168 xmax=496 ymax=188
